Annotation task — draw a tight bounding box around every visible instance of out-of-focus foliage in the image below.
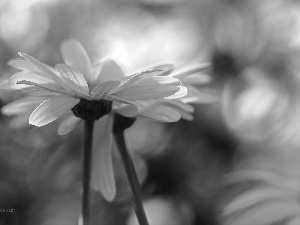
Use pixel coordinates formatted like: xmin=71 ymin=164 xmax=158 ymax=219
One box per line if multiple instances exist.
xmin=215 ymin=1 xmax=300 ymax=224
xmin=221 ymin=169 xmax=300 ymax=225
xmin=1 ymin=0 xmax=300 ymax=225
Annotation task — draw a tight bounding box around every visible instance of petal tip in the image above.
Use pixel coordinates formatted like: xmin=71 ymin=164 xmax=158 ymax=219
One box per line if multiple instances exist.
xmin=28 ymin=119 xmax=40 ymax=127
xmin=103 ymin=190 xmax=116 ymax=202
xmin=18 ymin=52 xmax=24 ymax=57
xmin=57 ymin=128 xmax=66 ymax=136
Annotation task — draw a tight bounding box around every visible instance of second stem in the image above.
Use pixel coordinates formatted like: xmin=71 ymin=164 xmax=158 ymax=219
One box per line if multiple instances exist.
xmin=114 ymin=132 xmax=149 ymax=225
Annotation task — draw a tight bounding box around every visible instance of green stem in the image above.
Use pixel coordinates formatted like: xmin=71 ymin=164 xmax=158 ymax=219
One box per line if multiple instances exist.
xmin=114 ymin=132 xmax=149 ymax=225
xmin=82 ymin=120 xmax=94 ymax=225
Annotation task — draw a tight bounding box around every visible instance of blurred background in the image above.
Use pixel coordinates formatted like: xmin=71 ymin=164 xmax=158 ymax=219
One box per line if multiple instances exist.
xmin=1 ymin=0 xmax=300 ymax=224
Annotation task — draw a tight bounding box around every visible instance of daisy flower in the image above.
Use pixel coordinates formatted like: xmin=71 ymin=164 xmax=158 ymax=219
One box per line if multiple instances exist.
xmin=1 ymin=40 xmax=186 ymax=201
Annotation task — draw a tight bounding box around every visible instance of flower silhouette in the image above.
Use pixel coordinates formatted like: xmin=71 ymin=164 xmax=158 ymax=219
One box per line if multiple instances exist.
xmin=1 ymin=40 xmax=186 ymax=201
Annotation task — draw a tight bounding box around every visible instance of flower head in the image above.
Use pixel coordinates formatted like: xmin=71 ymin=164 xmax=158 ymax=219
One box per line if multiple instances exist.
xmin=1 ymin=39 xmax=186 ymax=201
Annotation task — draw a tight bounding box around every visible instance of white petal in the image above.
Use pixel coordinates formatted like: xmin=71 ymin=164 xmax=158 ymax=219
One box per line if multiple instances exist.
xmin=9 ymin=58 xmax=60 ymax=76
xmin=114 ymin=74 xmax=147 ymax=93
xmin=182 ymin=73 xmax=211 ymax=86
xmin=8 ymin=59 xmax=41 ymax=72
xmin=137 ymin=102 xmax=181 ymax=122
xmin=104 ymin=95 xmax=136 ymax=105
xmin=29 ymin=95 xmax=80 ymax=127
xmin=171 ymin=63 xmax=212 ymax=79
xmin=148 ymin=100 xmax=194 ymax=121
xmin=60 ymin=40 xmax=95 ymax=83
xmin=8 ymin=71 xmax=58 ymax=89
xmin=1 ymin=98 xmax=46 ymax=115
xmin=147 ymin=63 xmax=175 ymax=76
xmin=97 ymin=59 xmax=125 ymax=83
xmin=164 ymin=86 xmax=187 ymax=99
xmin=26 ymin=89 xmax=64 ymax=98
xmin=162 ymin=99 xmax=195 ymax=113
xmin=91 ymin=81 xmax=120 ymax=99
xmin=17 ymin=80 xmax=75 ymax=96
xmin=55 ymin=64 xmax=89 ymax=95
xmin=180 ymin=87 xmax=219 ymax=103
xmin=57 ymin=115 xmax=81 ymax=135
xmin=19 ymin=53 xmax=68 ymax=89
xmin=117 ymin=66 xmax=171 ymax=91
xmin=176 ymin=108 xmax=194 ymax=121
xmin=91 ymin=115 xmax=116 ymax=201
xmin=114 ymin=104 xmax=138 ymax=117
xmin=128 ymin=63 xmax=174 ymax=78
xmin=111 ymin=76 xmax=181 ymax=100
xmin=161 ymin=100 xmax=194 ymax=121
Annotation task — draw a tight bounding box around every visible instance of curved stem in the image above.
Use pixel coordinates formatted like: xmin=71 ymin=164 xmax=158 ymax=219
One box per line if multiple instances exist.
xmin=114 ymin=132 xmax=149 ymax=225
xmin=82 ymin=120 xmax=94 ymax=225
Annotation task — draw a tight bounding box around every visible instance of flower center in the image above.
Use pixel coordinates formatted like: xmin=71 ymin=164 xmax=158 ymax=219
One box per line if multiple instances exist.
xmin=72 ymin=98 xmax=112 ymax=120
